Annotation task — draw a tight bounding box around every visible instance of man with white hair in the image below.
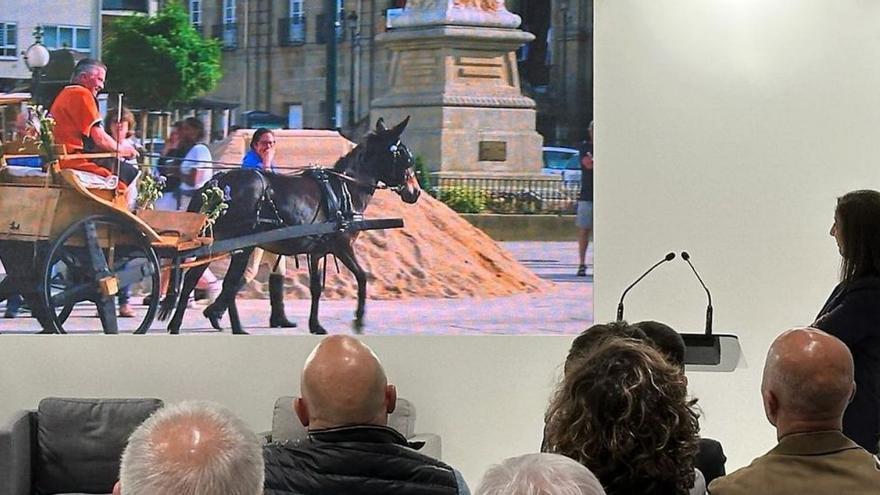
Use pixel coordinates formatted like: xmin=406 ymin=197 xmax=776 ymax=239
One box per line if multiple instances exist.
xmin=709 ymin=328 xmax=880 ymax=494
xmin=113 ymin=401 xmax=264 ymax=495
xmin=263 ymin=335 xmax=469 ymax=494
xmin=49 ymin=58 xmax=138 ymax=184
xmin=477 ymin=453 xmax=606 ymax=495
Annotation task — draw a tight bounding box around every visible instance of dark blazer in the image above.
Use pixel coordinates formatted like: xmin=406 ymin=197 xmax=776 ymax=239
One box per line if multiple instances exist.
xmin=814 ymin=275 xmax=880 ymax=453
xmin=708 ymin=431 xmax=880 ymax=494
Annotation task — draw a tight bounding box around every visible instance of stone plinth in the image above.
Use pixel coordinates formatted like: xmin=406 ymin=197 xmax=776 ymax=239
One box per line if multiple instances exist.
xmin=370 ymin=23 xmax=543 ymax=175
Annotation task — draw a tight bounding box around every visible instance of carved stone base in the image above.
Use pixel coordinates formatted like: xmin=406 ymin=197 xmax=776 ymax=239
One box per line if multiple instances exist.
xmin=392 ymin=1 xmax=522 ymax=29
xmin=371 ymin=25 xmax=542 ymax=175
xmin=373 ymin=105 xmax=542 ymax=174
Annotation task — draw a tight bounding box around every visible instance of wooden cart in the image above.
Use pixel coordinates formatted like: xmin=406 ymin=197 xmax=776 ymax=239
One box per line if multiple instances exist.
xmin=0 ymin=145 xmax=402 ymax=334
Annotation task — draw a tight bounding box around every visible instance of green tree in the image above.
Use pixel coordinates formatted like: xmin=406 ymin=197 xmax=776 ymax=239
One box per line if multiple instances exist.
xmin=103 ymin=1 xmax=221 ymax=109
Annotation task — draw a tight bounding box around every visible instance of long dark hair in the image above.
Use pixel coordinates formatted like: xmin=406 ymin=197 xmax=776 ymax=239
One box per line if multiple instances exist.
xmin=544 ymin=338 xmax=700 ymax=495
xmin=836 ymin=189 xmax=880 ymax=282
xmin=249 ymin=128 xmax=274 ymax=151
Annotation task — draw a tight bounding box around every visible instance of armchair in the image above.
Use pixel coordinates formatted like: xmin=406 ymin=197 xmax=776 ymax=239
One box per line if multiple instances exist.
xmin=0 ymin=397 xmax=163 ymax=495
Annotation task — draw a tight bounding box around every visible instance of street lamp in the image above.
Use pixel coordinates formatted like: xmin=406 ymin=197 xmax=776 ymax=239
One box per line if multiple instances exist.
xmin=348 ymin=10 xmax=359 ymax=128
xmin=23 ymin=26 xmax=51 ymax=106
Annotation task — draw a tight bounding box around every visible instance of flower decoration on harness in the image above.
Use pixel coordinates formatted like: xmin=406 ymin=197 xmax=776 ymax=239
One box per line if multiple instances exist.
xmin=199 ymin=181 xmax=231 ymax=236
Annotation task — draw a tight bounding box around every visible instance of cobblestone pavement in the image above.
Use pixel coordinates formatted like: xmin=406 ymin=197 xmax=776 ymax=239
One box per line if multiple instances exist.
xmin=0 ymin=242 xmax=592 ymax=335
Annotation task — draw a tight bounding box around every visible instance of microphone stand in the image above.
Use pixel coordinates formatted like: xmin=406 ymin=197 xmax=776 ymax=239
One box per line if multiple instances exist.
xmin=616 ymin=252 xmax=675 ymax=322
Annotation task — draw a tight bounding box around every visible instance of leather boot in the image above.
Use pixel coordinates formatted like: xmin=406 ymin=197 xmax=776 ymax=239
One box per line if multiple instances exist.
xmin=269 ymin=273 xmax=296 ymax=328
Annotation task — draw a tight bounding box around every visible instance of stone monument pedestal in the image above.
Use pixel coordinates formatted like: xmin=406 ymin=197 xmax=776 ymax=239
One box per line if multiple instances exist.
xmin=371 ymin=22 xmax=543 ymax=175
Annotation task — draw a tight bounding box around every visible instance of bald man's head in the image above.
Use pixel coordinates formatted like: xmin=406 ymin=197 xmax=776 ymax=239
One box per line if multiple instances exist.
xmin=762 ymin=328 xmax=855 ymax=429
xmin=295 ymin=336 xmax=396 ymax=429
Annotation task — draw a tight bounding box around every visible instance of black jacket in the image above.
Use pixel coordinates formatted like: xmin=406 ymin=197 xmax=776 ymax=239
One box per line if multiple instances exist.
xmin=263 ymin=425 xmax=462 ymax=495
xmin=815 ymin=275 xmax=880 ymax=453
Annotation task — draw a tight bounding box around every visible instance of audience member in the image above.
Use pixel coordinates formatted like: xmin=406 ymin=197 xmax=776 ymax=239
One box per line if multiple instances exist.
xmin=263 ymin=335 xmax=470 ymax=494
xmin=635 ymin=320 xmax=686 ymax=368
xmin=708 ymin=328 xmax=880 ymax=494
xmin=477 ymin=453 xmax=606 ymax=495
xmin=563 ymin=320 xmax=647 ymax=372
xmin=113 ymin=400 xmax=264 ymax=495
xmin=634 ymin=320 xmax=728 ymax=485
xmin=544 ymin=336 xmax=701 ymax=495
xmin=541 ymin=321 xmax=648 ymax=453
xmin=813 ymin=189 xmax=880 ymax=453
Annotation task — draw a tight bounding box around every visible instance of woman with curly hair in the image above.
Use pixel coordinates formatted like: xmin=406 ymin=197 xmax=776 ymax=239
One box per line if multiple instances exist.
xmin=544 ymin=337 xmax=701 ymax=495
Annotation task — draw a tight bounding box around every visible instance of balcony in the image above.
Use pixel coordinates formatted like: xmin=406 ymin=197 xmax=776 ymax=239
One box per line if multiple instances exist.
xmin=212 ymin=22 xmax=238 ymax=50
xmin=278 ymin=15 xmax=306 ymax=46
xmin=102 ymin=0 xmax=149 ymax=11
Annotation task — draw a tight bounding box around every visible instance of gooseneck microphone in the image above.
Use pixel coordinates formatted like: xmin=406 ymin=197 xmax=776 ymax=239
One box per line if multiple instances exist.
xmin=616 ymin=252 xmax=676 ymax=322
xmin=681 ymin=251 xmax=713 ymax=335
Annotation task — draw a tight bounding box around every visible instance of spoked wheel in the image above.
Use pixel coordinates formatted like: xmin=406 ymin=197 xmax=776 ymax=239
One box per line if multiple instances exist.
xmin=40 ymin=214 xmax=160 ymax=334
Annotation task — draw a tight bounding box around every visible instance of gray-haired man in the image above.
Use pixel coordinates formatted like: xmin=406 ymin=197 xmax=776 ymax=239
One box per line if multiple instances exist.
xmin=113 ymin=401 xmax=264 ymax=495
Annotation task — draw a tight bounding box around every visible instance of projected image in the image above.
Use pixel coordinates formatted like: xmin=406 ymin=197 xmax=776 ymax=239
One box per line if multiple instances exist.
xmin=0 ymin=0 xmax=592 ymax=335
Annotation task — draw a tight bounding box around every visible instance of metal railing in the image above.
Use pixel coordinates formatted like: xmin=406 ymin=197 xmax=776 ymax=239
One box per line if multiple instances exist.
xmin=279 ymin=15 xmax=307 ymax=46
xmin=430 ymin=175 xmax=580 ymax=214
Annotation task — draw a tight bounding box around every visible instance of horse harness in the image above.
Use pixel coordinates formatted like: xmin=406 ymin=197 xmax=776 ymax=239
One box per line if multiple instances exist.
xmin=249 ymin=168 xmax=356 ymax=232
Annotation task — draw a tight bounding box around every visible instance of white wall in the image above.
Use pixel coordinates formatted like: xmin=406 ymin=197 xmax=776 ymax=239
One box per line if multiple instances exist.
xmin=595 ymin=0 xmax=880 ymax=470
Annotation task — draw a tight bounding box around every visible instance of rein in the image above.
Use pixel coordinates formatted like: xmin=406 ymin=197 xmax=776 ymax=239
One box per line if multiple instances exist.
xmin=141 ymin=153 xmax=407 ymax=190
xmin=323 ymin=168 xmax=413 ymax=193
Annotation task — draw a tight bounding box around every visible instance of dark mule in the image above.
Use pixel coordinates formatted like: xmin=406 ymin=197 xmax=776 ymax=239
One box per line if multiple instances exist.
xmin=161 ymin=117 xmax=420 ymax=334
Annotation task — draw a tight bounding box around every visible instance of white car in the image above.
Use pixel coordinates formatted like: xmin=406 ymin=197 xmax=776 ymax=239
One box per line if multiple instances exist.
xmin=541 ymin=146 xmax=582 ymax=184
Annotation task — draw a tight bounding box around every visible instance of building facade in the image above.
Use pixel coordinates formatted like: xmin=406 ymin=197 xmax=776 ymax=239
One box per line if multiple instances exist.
xmin=188 ymin=0 xmax=590 ymax=146
xmin=0 ymin=0 xmax=158 ymax=92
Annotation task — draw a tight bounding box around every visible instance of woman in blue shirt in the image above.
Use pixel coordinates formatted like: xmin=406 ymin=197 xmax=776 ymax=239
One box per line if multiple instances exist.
xmin=241 ymin=128 xmax=296 ymax=328
xmin=242 ymin=128 xmax=277 ymax=172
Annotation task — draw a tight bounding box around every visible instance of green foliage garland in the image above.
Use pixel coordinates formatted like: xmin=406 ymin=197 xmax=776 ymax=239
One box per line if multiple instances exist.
xmin=199 ymin=184 xmax=230 ymax=236
xmin=136 ymin=171 xmax=165 ymax=210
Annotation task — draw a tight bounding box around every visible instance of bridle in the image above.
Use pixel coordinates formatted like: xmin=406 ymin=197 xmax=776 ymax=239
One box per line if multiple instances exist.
xmin=322 ymin=138 xmax=416 ymax=195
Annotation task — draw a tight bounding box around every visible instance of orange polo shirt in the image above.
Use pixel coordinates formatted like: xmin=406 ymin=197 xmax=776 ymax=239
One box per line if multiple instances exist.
xmin=50 ymin=85 xmax=113 ymax=179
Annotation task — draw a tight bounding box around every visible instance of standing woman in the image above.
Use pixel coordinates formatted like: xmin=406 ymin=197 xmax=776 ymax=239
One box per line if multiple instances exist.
xmin=814 ymin=189 xmax=880 ymax=453
xmin=241 ymin=128 xmax=295 ymax=328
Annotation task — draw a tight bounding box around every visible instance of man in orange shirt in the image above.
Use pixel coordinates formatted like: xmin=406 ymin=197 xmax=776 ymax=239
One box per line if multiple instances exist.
xmin=50 ymin=58 xmax=137 ymax=183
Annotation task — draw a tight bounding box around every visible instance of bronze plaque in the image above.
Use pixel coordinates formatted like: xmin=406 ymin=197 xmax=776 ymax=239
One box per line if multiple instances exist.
xmin=479 ymin=141 xmax=507 ymax=161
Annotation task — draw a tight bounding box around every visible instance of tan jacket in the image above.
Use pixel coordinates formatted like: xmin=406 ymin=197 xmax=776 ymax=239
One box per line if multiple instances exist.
xmin=708 ymin=431 xmax=880 ymax=494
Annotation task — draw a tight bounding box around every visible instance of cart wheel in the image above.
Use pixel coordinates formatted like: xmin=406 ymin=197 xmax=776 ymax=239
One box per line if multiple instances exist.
xmin=41 ymin=214 xmax=161 ymax=334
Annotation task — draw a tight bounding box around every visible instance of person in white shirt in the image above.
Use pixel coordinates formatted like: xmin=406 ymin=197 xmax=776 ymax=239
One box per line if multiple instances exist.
xmin=177 ymin=117 xmax=213 ymax=209
xmin=175 ymin=117 xmax=221 ymax=303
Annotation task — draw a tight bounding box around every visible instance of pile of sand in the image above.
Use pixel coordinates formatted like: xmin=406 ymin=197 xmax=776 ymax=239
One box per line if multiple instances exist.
xmin=207 ymin=130 xmax=551 ymax=300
